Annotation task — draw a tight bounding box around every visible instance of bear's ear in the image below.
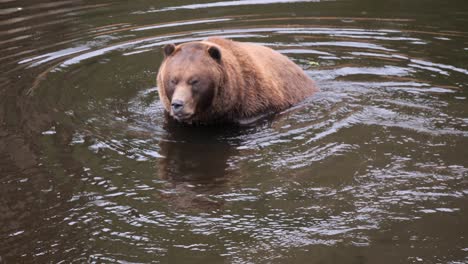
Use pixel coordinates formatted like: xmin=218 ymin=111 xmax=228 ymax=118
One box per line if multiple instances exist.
xmin=163 ymin=44 xmax=176 ymax=57
xmin=208 ymin=46 xmax=221 ymax=62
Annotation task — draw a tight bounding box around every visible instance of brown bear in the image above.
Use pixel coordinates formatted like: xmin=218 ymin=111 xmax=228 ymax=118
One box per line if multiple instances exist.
xmin=156 ymin=37 xmax=317 ymax=124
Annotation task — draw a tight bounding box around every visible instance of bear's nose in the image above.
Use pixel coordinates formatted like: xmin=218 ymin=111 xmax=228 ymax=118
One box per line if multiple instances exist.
xmin=171 ymin=100 xmax=184 ymax=113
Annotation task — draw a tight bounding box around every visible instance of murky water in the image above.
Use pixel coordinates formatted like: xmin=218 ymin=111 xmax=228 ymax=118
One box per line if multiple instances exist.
xmin=1 ymin=0 xmax=467 ymax=263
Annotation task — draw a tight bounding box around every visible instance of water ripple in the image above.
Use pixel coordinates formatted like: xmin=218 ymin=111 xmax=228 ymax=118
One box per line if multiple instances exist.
xmin=2 ymin=2 xmax=468 ymax=263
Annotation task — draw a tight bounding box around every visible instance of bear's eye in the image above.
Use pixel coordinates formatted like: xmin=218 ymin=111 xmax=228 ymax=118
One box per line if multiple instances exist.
xmin=188 ymin=79 xmax=199 ymax=85
xmin=170 ymin=79 xmax=178 ymax=85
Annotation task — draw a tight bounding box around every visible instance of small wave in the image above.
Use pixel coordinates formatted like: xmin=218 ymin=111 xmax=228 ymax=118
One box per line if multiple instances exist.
xmin=134 ymin=0 xmax=327 ymax=14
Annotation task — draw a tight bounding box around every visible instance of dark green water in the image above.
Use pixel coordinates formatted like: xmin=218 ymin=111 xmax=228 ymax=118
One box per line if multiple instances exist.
xmin=1 ymin=0 xmax=467 ymax=263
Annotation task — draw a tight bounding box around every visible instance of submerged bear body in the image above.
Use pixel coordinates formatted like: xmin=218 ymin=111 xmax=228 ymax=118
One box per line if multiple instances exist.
xmin=157 ymin=37 xmax=317 ymax=124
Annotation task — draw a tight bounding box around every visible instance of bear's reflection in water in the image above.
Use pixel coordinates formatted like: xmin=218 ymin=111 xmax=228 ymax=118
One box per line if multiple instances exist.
xmin=156 ymin=117 xmax=242 ymax=211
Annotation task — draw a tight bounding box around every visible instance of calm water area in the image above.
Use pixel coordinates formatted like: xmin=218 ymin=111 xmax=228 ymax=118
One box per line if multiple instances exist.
xmin=0 ymin=0 xmax=467 ymax=263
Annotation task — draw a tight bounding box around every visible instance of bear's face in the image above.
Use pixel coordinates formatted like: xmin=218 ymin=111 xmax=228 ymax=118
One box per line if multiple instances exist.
xmin=160 ymin=42 xmax=223 ymax=123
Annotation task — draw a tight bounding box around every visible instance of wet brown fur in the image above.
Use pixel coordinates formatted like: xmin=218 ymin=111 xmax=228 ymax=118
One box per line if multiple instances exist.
xmin=157 ymin=37 xmax=318 ymax=124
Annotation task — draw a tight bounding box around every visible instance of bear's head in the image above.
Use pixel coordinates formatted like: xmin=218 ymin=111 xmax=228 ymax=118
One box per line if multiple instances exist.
xmin=158 ymin=42 xmax=224 ymax=123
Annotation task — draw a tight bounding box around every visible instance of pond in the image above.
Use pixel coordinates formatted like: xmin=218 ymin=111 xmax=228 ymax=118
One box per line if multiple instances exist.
xmin=1 ymin=0 xmax=467 ymax=263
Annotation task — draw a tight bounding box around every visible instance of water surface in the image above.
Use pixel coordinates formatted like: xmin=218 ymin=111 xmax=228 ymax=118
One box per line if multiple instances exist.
xmin=1 ymin=0 xmax=467 ymax=263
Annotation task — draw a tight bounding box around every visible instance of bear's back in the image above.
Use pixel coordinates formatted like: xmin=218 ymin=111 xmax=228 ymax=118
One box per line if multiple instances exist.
xmin=206 ymin=37 xmax=317 ymax=116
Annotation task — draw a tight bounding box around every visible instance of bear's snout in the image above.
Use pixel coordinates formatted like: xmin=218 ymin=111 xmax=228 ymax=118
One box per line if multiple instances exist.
xmin=170 ymin=98 xmax=194 ymax=121
xmin=171 ymin=100 xmax=184 ymax=113
xmin=169 ymin=85 xmax=196 ymax=121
